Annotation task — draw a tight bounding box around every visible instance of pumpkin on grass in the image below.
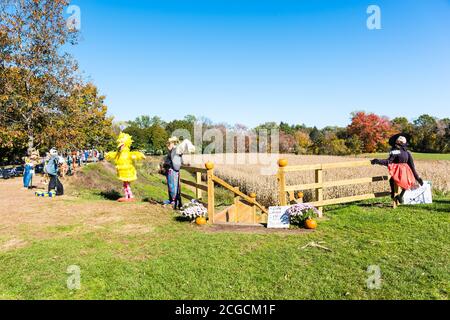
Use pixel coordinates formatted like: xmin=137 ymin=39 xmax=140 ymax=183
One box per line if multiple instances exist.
xmin=196 ymin=217 xmax=207 ymax=225
xmin=305 ymin=218 xmax=318 ymax=230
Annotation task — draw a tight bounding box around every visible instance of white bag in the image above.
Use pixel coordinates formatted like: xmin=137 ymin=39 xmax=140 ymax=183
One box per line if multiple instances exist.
xmin=403 ymin=181 xmax=433 ymax=205
xmin=176 ymin=139 xmax=196 ymax=155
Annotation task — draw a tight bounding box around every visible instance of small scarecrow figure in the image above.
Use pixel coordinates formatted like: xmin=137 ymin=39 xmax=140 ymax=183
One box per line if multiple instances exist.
xmin=371 ymin=134 xmax=423 ymax=204
xmin=23 ymin=149 xmax=40 ymax=189
xmin=106 ymin=133 xmax=145 ymax=202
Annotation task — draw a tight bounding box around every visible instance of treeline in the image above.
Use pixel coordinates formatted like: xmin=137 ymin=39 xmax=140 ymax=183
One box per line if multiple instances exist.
xmin=123 ymin=112 xmax=450 ymax=155
xmin=1 ymin=1 xmax=448 ymax=164
xmin=0 ymin=0 xmax=115 ymax=162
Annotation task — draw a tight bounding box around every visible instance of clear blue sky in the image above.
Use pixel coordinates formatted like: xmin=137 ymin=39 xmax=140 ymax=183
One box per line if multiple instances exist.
xmin=67 ymin=0 xmax=450 ymax=128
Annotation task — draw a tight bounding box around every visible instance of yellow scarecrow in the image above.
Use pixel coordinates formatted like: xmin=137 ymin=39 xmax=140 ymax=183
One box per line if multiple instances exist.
xmin=106 ymin=133 xmax=145 ymax=202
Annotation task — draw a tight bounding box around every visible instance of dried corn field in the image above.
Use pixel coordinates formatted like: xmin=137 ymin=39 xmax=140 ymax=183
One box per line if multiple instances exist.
xmin=183 ymin=154 xmax=450 ymax=207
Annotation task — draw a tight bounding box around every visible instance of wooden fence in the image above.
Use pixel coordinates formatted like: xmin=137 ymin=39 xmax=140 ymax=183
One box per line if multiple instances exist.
xmin=180 ymin=163 xmax=268 ymax=225
xmin=277 ymin=159 xmax=391 ymax=215
xmin=178 ymin=159 xmax=393 ymax=224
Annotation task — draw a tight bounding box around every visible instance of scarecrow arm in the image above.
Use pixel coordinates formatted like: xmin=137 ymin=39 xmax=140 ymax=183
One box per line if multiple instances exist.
xmin=130 ymin=151 xmax=146 ymax=161
xmin=105 ymin=151 xmax=117 ymax=161
xmin=372 ymin=151 xmax=397 ymax=166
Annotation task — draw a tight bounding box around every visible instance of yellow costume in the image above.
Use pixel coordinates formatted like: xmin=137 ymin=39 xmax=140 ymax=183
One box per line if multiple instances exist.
xmin=106 ymin=133 xmax=145 ymax=202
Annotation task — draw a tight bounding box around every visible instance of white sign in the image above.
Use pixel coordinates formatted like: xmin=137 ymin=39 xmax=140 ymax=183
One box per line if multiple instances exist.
xmin=403 ymin=181 xmax=433 ymax=205
xmin=267 ymin=206 xmax=290 ymax=229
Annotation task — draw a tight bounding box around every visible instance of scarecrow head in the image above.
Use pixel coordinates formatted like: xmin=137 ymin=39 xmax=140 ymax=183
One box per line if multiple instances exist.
xmin=166 ymin=137 xmax=180 ymax=151
xmin=29 ymin=149 xmax=40 ymax=161
xmin=117 ymin=132 xmax=133 ymax=151
xmin=49 ymin=148 xmax=58 ymax=157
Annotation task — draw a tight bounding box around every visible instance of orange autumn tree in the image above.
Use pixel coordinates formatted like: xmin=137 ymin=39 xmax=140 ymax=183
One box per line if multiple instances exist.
xmin=347 ymin=112 xmax=395 ymax=153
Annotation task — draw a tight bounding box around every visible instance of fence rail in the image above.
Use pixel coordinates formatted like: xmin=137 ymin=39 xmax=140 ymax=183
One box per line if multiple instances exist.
xmin=180 ymin=164 xmax=267 ymax=225
xmin=178 ymin=159 xmax=393 ymax=224
xmin=277 ymin=159 xmax=391 ymax=215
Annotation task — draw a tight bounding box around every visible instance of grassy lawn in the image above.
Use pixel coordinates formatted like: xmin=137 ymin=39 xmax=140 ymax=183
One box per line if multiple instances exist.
xmin=0 ymin=162 xmax=448 ymax=300
xmin=358 ymin=153 xmax=450 ymax=161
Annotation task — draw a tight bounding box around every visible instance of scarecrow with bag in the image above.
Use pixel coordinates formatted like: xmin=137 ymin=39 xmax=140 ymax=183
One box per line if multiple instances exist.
xmin=371 ymin=134 xmax=424 ymax=205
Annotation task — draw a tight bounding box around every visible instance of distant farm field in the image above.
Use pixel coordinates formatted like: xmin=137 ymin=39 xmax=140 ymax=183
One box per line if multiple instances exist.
xmin=184 ymin=154 xmax=450 ymax=207
xmin=358 ymin=153 xmax=450 ymax=161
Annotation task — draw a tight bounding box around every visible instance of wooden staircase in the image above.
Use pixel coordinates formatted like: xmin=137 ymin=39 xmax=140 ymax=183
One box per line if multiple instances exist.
xmin=179 ymin=163 xmax=268 ymax=225
xmin=211 ymin=175 xmax=268 ymax=225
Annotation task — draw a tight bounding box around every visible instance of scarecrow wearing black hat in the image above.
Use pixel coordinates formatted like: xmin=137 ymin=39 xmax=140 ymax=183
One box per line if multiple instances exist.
xmin=371 ymin=134 xmax=423 ymax=204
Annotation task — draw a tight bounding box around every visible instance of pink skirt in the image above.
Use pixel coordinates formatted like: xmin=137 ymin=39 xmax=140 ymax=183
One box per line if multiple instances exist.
xmin=388 ymin=163 xmax=416 ymax=190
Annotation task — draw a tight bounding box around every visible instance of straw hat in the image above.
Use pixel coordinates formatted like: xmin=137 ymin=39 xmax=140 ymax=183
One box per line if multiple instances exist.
xmin=167 ymin=137 xmax=180 ymax=144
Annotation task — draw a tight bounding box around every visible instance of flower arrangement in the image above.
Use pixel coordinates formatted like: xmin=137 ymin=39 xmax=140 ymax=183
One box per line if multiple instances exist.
xmin=286 ymin=203 xmax=319 ymax=226
xmin=180 ymin=200 xmax=208 ymax=220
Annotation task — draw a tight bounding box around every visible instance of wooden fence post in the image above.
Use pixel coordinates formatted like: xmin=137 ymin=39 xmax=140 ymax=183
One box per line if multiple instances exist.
xmin=278 ymin=159 xmax=288 ymax=206
xmin=250 ymin=193 xmax=257 ymax=224
xmin=234 ymin=187 xmax=240 ymax=223
xmin=205 ymin=162 xmax=215 ymax=224
xmin=196 ymin=171 xmax=202 ymax=200
xmin=315 ymin=166 xmax=323 ymax=216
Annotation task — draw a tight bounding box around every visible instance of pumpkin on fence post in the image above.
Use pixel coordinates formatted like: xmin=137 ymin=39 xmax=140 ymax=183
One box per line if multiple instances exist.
xmin=278 ymin=159 xmax=288 ymax=168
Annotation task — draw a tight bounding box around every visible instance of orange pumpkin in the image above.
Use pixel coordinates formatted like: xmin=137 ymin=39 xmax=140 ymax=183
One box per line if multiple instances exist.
xmin=278 ymin=159 xmax=288 ymax=167
xmin=196 ymin=217 xmax=207 ymax=225
xmin=305 ymin=218 xmax=318 ymax=230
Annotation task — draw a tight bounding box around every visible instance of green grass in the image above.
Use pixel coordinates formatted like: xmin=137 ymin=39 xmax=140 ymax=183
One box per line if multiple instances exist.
xmin=0 ymin=162 xmax=448 ymax=300
xmin=359 ymin=152 xmax=450 ymax=161
xmin=0 ymin=197 xmax=448 ymax=299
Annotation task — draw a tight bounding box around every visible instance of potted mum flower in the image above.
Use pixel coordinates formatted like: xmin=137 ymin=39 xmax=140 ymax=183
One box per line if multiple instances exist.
xmin=286 ymin=203 xmax=320 ymax=228
xmin=180 ymin=200 xmax=208 ymax=225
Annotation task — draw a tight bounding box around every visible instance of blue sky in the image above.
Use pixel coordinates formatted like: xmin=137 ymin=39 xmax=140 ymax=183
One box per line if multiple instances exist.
xmin=67 ymin=0 xmax=450 ymax=128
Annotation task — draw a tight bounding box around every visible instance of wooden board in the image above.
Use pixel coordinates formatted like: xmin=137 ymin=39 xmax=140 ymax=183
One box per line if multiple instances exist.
xmin=179 ymin=178 xmax=208 ymax=191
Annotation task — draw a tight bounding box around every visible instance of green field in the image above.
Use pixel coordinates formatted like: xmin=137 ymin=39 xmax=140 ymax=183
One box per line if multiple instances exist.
xmin=358 ymin=153 xmax=450 ymax=161
xmin=0 ymin=162 xmax=448 ymax=300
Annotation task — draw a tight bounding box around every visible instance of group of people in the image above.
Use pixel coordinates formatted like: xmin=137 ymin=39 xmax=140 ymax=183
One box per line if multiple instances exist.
xmin=21 ymin=147 xmax=104 ymax=196
xmin=22 ymin=148 xmax=65 ymax=195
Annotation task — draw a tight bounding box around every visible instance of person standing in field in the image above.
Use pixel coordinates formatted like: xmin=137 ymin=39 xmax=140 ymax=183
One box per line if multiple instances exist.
xmin=162 ymin=137 xmax=183 ymax=209
xmin=161 ymin=137 xmax=196 ymax=209
xmin=371 ymin=135 xmax=423 ymax=204
xmin=45 ymin=148 xmax=64 ymax=196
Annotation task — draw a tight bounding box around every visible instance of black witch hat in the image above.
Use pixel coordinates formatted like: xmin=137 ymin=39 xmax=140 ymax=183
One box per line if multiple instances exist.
xmin=389 ymin=133 xmax=412 ymax=147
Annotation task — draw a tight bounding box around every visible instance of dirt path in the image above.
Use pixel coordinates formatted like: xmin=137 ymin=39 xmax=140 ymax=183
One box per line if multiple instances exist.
xmin=0 ymin=178 xmax=170 ymax=252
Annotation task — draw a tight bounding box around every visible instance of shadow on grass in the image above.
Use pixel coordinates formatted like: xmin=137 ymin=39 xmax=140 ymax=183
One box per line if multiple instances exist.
xmin=99 ymin=189 xmax=122 ymax=201
xmin=142 ymin=197 xmax=161 ymax=204
xmin=174 ymin=216 xmax=192 ymax=223
xmin=356 ymin=202 xmax=393 ymax=209
xmin=434 ymin=199 xmax=450 ymax=205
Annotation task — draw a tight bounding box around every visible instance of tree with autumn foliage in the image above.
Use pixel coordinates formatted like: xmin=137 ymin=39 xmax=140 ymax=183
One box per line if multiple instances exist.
xmin=347 ymin=112 xmax=395 ymax=153
xmin=48 ymin=83 xmax=115 ymax=151
xmin=0 ymin=0 xmax=80 ymax=153
xmin=0 ymin=0 xmax=115 ymax=161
